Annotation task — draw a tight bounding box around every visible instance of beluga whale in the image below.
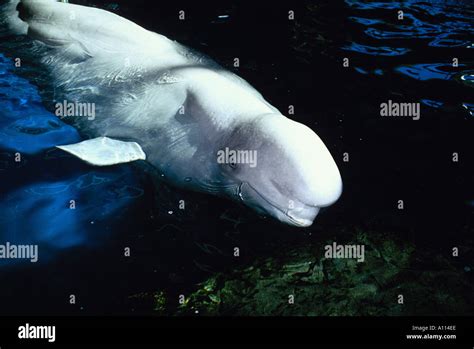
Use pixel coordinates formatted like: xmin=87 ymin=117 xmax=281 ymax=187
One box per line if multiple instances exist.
xmin=0 ymin=0 xmax=343 ymax=227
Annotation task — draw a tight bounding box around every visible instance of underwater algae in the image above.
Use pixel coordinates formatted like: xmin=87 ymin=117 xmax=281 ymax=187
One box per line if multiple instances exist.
xmin=140 ymin=230 xmax=474 ymax=316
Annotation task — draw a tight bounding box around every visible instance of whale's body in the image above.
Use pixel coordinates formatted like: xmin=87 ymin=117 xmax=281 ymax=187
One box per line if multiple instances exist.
xmin=0 ymin=0 xmax=343 ymax=227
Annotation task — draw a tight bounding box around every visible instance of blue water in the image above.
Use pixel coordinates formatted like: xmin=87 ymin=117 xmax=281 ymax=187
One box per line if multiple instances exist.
xmin=0 ymin=0 xmax=472 ymax=314
xmin=343 ymin=0 xmax=473 ymax=116
xmin=0 ymin=53 xmax=145 ymax=265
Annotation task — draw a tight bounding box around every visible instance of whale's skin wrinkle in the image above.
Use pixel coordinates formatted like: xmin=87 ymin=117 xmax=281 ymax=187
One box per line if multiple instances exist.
xmin=0 ymin=0 xmax=343 ymax=227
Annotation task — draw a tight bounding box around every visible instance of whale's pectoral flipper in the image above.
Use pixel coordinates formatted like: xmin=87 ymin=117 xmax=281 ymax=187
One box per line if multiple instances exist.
xmin=56 ymin=137 xmax=146 ymax=166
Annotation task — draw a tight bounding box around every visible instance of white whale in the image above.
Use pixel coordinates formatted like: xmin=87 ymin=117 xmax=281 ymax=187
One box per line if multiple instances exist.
xmin=1 ymin=0 xmax=342 ymax=227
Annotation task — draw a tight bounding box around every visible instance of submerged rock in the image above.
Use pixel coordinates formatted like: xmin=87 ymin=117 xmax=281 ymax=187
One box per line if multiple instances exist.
xmin=162 ymin=230 xmax=474 ymax=316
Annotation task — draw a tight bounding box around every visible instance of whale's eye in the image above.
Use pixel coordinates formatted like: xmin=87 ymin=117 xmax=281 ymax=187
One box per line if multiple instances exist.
xmin=229 ymin=162 xmax=237 ymax=169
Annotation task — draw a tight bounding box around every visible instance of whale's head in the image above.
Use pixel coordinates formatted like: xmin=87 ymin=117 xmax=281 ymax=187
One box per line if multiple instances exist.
xmin=216 ymin=114 xmax=342 ymax=227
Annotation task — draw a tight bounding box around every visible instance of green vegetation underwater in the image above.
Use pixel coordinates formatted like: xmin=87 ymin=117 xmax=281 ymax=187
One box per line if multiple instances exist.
xmin=0 ymin=0 xmax=472 ymax=320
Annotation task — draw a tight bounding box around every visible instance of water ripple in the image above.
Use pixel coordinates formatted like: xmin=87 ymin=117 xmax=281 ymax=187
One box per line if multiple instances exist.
xmin=343 ymin=42 xmax=410 ymax=56
xmin=395 ymin=63 xmax=462 ymax=81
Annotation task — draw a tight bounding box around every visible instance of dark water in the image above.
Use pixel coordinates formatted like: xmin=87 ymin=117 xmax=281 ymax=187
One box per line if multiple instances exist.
xmin=0 ymin=0 xmax=472 ymax=315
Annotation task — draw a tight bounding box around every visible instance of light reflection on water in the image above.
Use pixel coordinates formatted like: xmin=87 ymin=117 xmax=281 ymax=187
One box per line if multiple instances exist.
xmin=0 ymin=0 xmax=472 ymax=267
xmin=343 ymin=0 xmax=473 ymax=117
xmin=0 ymin=53 xmax=145 ymax=266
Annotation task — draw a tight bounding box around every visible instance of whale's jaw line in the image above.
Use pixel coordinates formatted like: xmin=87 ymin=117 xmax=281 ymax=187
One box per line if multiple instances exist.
xmin=238 ymin=182 xmax=320 ymax=228
xmin=274 ymin=204 xmax=320 ymax=228
xmin=284 ymin=208 xmax=320 ymax=227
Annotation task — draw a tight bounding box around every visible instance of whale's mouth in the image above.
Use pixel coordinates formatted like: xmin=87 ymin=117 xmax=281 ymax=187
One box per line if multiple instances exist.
xmin=237 ymin=182 xmax=319 ymax=227
xmin=285 ymin=207 xmax=320 ymax=227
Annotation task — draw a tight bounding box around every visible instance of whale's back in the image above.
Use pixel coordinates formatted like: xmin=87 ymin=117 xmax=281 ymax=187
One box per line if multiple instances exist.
xmin=0 ymin=0 xmax=267 ymax=134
